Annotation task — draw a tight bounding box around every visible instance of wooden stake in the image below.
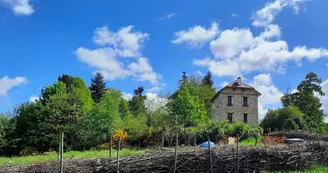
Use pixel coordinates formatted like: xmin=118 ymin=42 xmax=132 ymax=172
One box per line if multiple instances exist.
xmin=117 ymin=136 xmax=121 ymax=173
xmin=263 ymin=136 xmax=270 ymax=171
xmin=297 ymin=143 xmax=301 ymax=170
xmin=60 ymin=132 xmax=64 ymax=173
xmin=194 ymin=133 xmax=196 ymax=153
xmin=58 ymin=133 xmax=61 ymax=161
xmin=173 ymin=131 xmax=178 ymax=173
xmin=207 ymin=136 xmax=213 ymax=173
xmin=109 ymin=134 xmax=113 ymax=159
xmin=236 ymin=135 xmax=239 ymax=173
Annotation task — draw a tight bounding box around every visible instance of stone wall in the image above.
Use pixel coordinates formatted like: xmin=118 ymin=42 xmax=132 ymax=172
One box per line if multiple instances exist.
xmin=212 ymin=87 xmax=259 ymax=126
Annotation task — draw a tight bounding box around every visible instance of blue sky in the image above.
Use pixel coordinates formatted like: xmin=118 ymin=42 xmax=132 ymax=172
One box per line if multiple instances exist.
xmin=1 ymin=0 xmax=328 ymax=119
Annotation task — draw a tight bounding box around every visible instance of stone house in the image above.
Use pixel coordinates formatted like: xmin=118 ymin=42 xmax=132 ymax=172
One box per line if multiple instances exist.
xmin=211 ymin=77 xmax=261 ymax=126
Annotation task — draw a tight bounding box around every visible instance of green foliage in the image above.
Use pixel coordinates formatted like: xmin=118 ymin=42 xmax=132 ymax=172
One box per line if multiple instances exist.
xmin=81 ymin=89 xmax=122 ymax=149
xmin=89 ymin=72 xmax=106 ymax=103
xmin=198 ymin=84 xmax=216 ymax=118
xmin=260 ymin=106 xmax=308 ymax=132
xmin=129 ymin=86 xmax=147 ymax=117
xmin=202 ymin=71 xmax=214 ymax=86
xmin=168 ymin=81 xmax=209 ymax=127
xmin=281 ymin=72 xmax=325 ymax=131
xmin=233 ymin=121 xmax=251 ymax=139
xmin=0 ymin=115 xmax=10 ymax=149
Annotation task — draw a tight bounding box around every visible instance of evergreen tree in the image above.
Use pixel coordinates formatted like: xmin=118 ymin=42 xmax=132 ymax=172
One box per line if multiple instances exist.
xmin=200 ymin=71 xmax=216 ymax=117
xmin=281 ymin=72 xmax=325 ymax=131
xmin=89 ymin=72 xmax=106 ymax=103
xmin=202 ymin=71 xmax=214 ymax=87
xmin=129 ymin=86 xmax=147 ymax=117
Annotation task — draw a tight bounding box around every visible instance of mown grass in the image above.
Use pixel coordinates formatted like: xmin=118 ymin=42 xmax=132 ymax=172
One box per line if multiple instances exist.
xmin=262 ymin=165 xmax=328 ymax=173
xmin=0 ymin=148 xmax=144 ymax=165
xmin=239 ymin=137 xmax=263 ymax=146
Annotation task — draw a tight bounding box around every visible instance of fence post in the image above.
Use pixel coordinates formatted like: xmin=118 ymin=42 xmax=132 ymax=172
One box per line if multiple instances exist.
xmin=297 ymin=143 xmax=301 ymax=170
xmin=109 ymin=133 xmax=113 ymax=160
xmin=236 ymin=134 xmax=239 ymax=173
xmin=207 ymin=136 xmax=213 ymax=173
xmin=116 ymin=136 xmax=121 ymax=173
xmin=263 ymin=136 xmax=270 ymax=171
xmin=194 ymin=133 xmax=196 ymax=153
xmin=58 ymin=133 xmax=61 ymax=161
xmin=60 ymin=132 xmax=64 ymax=173
xmin=173 ymin=131 xmax=178 ymax=173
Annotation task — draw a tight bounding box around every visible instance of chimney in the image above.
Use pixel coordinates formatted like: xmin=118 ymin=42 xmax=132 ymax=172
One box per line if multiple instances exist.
xmin=237 ymin=77 xmax=241 ymax=85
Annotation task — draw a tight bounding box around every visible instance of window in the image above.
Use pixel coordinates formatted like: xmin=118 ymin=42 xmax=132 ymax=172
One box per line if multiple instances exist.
xmin=227 ymin=96 xmax=233 ymax=106
xmin=228 ymin=113 xmax=233 ymax=123
xmin=244 ymin=114 xmax=248 ymax=124
xmin=243 ymin=97 xmax=248 ymax=107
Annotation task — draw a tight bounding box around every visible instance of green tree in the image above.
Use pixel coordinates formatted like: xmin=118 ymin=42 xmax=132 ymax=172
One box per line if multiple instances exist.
xmin=81 ymin=89 xmax=122 ymax=149
xmin=89 ymin=72 xmax=106 ymax=103
xmin=58 ymin=75 xmax=94 ymax=111
xmin=260 ymin=106 xmax=308 ymax=132
xmin=202 ymin=71 xmax=214 ymax=86
xmin=199 ymin=71 xmax=216 ymax=117
xmin=168 ymin=81 xmax=209 ymax=127
xmin=281 ymin=72 xmax=325 ymax=130
xmin=129 ymin=86 xmax=147 ymax=117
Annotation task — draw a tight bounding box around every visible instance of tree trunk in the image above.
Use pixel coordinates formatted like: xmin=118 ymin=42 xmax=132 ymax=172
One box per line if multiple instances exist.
xmin=161 ymin=130 xmax=165 ymax=148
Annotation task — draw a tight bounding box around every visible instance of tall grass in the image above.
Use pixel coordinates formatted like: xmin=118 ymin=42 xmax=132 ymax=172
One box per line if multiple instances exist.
xmin=0 ymin=148 xmax=144 ymax=165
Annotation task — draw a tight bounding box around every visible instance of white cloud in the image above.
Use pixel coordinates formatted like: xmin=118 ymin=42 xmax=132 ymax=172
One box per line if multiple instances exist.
xmin=195 ymin=71 xmax=203 ymax=76
xmin=210 ymin=28 xmax=254 ymax=59
xmin=146 ymin=86 xmax=162 ymax=93
xmin=0 ymin=76 xmax=28 ymax=96
xmin=193 ymin=58 xmax=241 ymax=77
xmin=172 ymin=22 xmax=219 ymax=48
xmin=251 ymin=74 xmax=283 ymax=120
xmin=92 ymin=26 xmax=149 ymax=57
xmin=193 ymin=2 xmax=328 ymax=77
xmin=319 ymin=79 xmax=328 ymax=118
xmin=29 ymin=95 xmax=39 ymax=103
xmin=1 ymin=0 xmax=34 ymax=15
xmin=167 ymin=13 xmax=176 ymax=19
xmin=122 ymin=92 xmax=133 ymax=100
xmin=231 ymin=13 xmax=239 ymax=17
xmin=252 ymin=0 xmax=308 ymax=27
xmin=220 ymin=81 xmax=229 ymax=88
xmin=259 ymin=24 xmax=281 ymax=39
xmin=76 ymin=26 xmax=161 ymax=85
xmin=128 ymin=57 xmax=162 ymax=85
xmin=144 ymin=93 xmax=168 ymax=113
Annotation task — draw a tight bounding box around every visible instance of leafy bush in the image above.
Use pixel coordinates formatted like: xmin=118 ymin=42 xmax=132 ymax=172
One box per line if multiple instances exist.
xmin=261 ymin=106 xmax=308 ymax=132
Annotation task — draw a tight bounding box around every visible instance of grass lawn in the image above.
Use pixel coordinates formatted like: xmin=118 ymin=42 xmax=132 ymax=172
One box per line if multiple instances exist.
xmin=0 ymin=148 xmax=144 ymax=165
xmin=239 ymin=137 xmax=263 ymax=146
xmin=262 ymin=165 xmax=328 ymax=173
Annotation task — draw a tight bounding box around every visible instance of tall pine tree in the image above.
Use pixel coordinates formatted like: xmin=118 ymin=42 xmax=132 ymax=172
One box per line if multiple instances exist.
xmin=200 ymin=71 xmax=216 ymax=117
xmin=129 ymin=86 xmax=147 ymax=117
xmin=202 ymin=71 xmax=214 ymax=86
xmin=89 ymin=72 xmax=106 ymax=103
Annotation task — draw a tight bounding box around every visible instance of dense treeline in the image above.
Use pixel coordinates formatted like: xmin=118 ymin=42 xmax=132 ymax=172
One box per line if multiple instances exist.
xmin=0 ymin=71 xmax=260 ymax=156
xmin=261 ymin=72 xmax=327 ymax=133
xmin=0 ymin=71 xmax=325 ymax=156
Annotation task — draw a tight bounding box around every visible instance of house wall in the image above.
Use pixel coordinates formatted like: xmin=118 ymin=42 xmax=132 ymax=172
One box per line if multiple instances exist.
xmin=212 ymin=87 xmax=259 ymax=126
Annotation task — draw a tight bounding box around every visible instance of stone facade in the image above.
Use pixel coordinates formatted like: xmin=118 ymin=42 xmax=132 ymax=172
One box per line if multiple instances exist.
xmin=211 ymin=78 xmax=261 ymax=126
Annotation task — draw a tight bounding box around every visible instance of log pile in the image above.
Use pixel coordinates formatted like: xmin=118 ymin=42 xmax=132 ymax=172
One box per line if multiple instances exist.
xmin=2 ymin=142 xmax=328 ymax=173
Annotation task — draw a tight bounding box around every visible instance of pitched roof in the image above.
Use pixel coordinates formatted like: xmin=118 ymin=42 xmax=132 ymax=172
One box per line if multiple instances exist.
xmin=210 ymin=80 xmax=261 ymax=102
